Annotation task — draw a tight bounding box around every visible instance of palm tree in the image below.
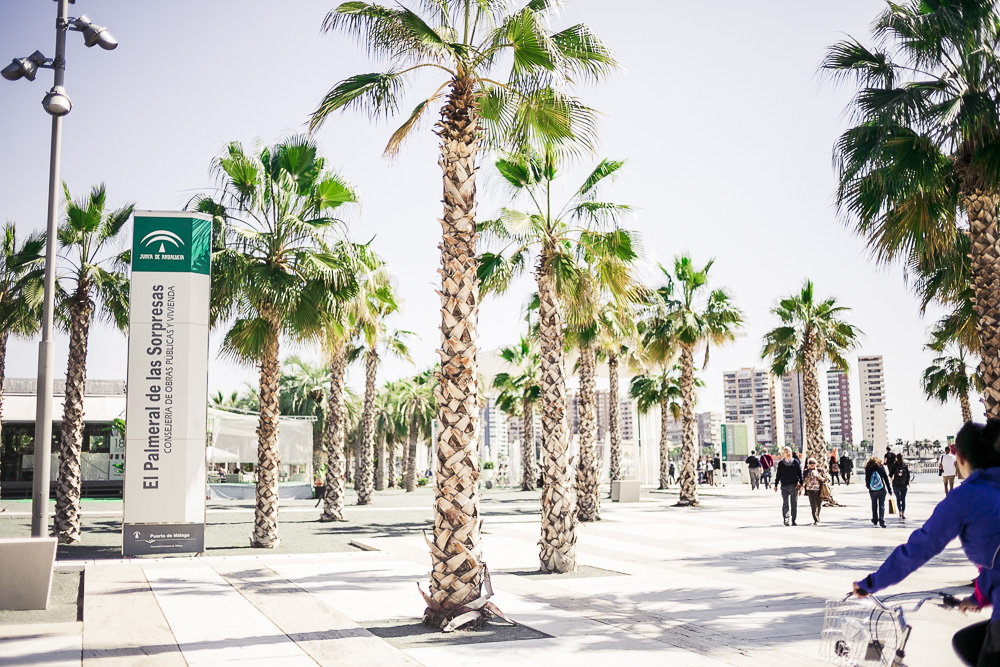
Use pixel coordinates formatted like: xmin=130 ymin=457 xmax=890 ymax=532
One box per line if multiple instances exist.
xmin=596 ymin=308 xmax=639 ymax=488
xmin=762 ymin=281 xmax=862 ymax=465
xmin=190 ymin=136 xmax=359 ymax=548
xmin=642 ymin=257 xmax=743 ymax=507
xmin=568 ymin=324 xmax=601 ymax=522
xmin=400 ymin=369 xmax=436 ymax=492
xmin=480 ymin=152 xmax=638 ymax=571
xmin=356 ymin=293 xmax=413 ymax=504
xmin=52 ymin=184 xmax=133 ymax=545
xmin=923 ymin=327 xmax=983 ymax=422
xmin=0 ymin=223 xmax=44 ymax=498
xmin=824 ymin=1 xmax=1000 ymax=417
xmin=312 ymin=0 xmax=616 ymax=624
xmin=629 ymin=366 xmax=689 ymax=489
xmin=493 ymin=336 xmax=542 ymax=491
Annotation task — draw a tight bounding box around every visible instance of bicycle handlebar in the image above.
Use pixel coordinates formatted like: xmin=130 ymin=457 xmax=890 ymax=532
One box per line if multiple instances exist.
xmin=843 ymin=591 xmax=960 ymax=612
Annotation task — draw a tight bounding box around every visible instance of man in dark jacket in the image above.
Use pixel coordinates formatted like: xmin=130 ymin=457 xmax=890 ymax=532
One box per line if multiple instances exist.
xmin=773 ymin=446 xmax=803 ymax=526
xmin=839 ymin=452 xmax=853 ymax=484
xmin=746 ymin=452 xmax=761 ymax=490
xmin=760 ymin=451 xmax=774 ymax=489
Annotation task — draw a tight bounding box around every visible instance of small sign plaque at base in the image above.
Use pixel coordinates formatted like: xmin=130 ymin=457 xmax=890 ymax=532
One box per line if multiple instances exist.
xmin=123 ymin=523 xmax=205 ymax=556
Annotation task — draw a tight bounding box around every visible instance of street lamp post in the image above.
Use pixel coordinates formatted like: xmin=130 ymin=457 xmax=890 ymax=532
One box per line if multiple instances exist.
xmin=2 ymin=0 xmax=117 ymax=538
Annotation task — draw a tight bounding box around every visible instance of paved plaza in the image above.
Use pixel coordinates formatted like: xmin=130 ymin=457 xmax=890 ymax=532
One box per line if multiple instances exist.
xmin=0 ymin=477 xmax=978 ymax=666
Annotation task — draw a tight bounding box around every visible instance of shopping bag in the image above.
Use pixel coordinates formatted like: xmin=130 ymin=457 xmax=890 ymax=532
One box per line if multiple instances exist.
xmin=888 ymin=498 xmax=896 ymax=515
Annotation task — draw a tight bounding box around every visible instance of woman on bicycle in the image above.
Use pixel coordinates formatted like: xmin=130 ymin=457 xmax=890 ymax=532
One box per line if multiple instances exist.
xmin=852 ymin=420 xmax=1000 ymax=667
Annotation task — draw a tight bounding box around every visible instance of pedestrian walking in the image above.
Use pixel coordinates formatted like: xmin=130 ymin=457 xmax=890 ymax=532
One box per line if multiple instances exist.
xmin=829 ymin=452 xmax=841 ymax=485
xmin=774 ymin=446 xmax=803 ymax=526
xmin=865 ymin=456 xmax=893 ymax=528
xmin=803 ymin=457 xmax=829 ymax=524
xmin=746 ymin=451 xmax=762 ymax=490
xmin=892 ymin=455 xmax=911 ymax=521
xmin=885 ymin=447 xmax=897 ymax=475
xmin=712 ymin=455 xmax=722 ymax=486
xmin=941 ymin=445 xmax=958 ymax=495
xmin=668 ymin=461 xmax=676 ymax=486
xmin=705 ymin=458 xmax=715 ymax=486
xmin=851 ymin=420 xmax=1000 ymax=667
xmin=839 ymin=452 xmax=853 ymax=484
xmin=697 ymin=457 xmax=705 ymax=484
xmin=760 ymin=450 xmax=774 ymax=489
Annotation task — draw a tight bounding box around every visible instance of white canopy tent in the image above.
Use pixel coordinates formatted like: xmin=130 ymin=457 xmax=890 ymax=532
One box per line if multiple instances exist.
xmin=207 ymin=407 xmax=315 ymax=481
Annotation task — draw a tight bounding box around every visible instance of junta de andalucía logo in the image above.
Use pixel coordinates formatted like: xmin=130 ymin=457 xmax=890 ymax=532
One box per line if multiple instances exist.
xmin=139 ymin=229 xmax=185 ymax=260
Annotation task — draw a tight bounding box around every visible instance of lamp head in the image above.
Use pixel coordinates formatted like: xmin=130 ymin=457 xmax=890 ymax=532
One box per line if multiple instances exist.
xmin=42 ymin=86 xmax=72 ymax=116
xmin=1 ymin=50 xmax=48 ymax=82
xmin=73 ymin=15 xmax=118 ymax=50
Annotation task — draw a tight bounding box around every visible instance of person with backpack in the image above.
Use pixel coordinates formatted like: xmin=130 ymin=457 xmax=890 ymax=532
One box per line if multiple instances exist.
xmin=865 ymin=456 xmax=893 ymax=528
xmin=852 ymin=420 xmax=1000 ymax=666
xmin=892 ymin=455 xmax=911 ymax=521
xmin=760 ymin=450 xmax=774 ymax=489
xmin=829 ymin=451 xmax=841 ymax=485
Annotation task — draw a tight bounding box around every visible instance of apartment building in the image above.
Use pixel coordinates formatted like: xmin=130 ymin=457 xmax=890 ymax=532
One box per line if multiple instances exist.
xmin=827 ymin=368 xmax=854 ymax=445
xmin=723 ymin=368 xmax=778 ymax=447
xmin=858 ymin=355 xmax=888 ymax=447
xmin=781 ymin=372 xmax=806 ymax=450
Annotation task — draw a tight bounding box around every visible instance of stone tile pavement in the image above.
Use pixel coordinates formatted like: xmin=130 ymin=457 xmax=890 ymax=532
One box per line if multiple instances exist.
xmin=0 ymin=478 xmax=977 ymax=665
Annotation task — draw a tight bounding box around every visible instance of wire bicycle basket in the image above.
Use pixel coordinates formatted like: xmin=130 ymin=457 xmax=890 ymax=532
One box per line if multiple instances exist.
xmin=820 ymin=596 xmax=910 ymax=666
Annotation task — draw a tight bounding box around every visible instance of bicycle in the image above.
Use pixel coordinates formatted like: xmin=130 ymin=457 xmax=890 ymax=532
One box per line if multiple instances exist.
xmin=820 ymin=591 xmax=960 ymax=666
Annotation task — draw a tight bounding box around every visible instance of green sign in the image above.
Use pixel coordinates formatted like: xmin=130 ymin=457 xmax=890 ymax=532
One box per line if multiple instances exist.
xmin=132 ymin=214 xmax=211 ymax=274
xmin=720 ymin=424 xmax=728 ymax=460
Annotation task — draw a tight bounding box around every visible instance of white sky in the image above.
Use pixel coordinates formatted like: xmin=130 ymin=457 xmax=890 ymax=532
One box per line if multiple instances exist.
xmin=0 ymin=0 xmax=973 ymax=443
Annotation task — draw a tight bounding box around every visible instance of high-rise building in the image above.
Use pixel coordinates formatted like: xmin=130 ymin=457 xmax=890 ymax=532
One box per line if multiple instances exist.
xmin=662 ymin=411 xmax=722 ymax=452
xmin=781 ymin=372 xmax=805 ymax=450
xmin=858 ymin=355 xmax=888 ymax=447
xmin=723 ymin=368 xmax=778 ymax=447
xmin=827 ymin=368 xmax=853 ymax=445
xmin=480 ymin=397 xmax=509 ymax=462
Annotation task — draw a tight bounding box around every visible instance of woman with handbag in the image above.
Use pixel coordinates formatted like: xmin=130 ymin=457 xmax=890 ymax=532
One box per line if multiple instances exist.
xmin=803 ymin=457 xmax=828 ymax=525
xmin=892 ymin=455 xmax=911 ymax=520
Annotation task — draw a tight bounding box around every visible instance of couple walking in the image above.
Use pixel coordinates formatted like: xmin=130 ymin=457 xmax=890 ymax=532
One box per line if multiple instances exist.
xmin=774 ymin=446 xmax=828 ymax=525
xmin=746 ymin=450 xmax=773 ymax=490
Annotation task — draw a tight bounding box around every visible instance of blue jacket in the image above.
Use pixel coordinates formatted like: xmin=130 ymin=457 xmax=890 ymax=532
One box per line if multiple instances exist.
xmin=861 ymin=467 xmax=1000 ymax=619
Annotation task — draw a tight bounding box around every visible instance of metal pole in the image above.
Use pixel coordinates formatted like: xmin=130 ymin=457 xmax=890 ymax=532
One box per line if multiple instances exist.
xmin=31 ymin=0 xmax=69 ymax=539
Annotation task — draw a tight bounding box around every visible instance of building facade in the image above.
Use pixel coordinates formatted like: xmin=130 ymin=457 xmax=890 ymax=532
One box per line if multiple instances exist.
xmin=858 ymin=355 xmax=888 ymax=447
xmin=781 ymin=372 xmax=806 ymax=450
xmin=826 ymin=368 xmax=853 ymax=445
xmin=723 ymin=368 xmax=778 ymax=447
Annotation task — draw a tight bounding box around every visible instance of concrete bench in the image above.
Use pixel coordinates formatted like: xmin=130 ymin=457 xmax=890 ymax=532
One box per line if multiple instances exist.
xmin=611 ymin=480 xmax=641 ymax=502
xmin=0 ymin=537 xmax=57 ymax=610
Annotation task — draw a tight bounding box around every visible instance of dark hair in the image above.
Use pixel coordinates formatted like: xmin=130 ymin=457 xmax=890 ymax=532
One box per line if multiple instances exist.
xmin=955 ymin=421 xmax=1000 ymax=470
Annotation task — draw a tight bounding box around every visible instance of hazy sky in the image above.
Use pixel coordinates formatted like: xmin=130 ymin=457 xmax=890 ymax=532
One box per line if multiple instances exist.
xmin=0 ymin=0 xmax=972 ymax=443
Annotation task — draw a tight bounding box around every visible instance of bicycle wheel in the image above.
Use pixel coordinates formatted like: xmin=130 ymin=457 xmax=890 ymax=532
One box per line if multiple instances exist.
xmin=868 ymin=608 xmax=906 ymax=666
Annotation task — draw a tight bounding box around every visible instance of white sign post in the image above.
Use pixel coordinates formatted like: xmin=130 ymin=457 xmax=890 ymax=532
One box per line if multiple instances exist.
xmin=123 ymin=211 xmax=211 ymax=556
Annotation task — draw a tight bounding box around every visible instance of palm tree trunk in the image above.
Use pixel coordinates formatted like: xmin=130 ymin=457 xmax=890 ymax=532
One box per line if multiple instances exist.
xmin=677 ymin=344 xmax=699 ymax=507
xmin=53 ymin=288 xmax=93 ymax=544
xmin=405 ymin=411 xmax=418 ymax=492
xmin=960 ymin=391 xmax=973 ymax=423
xmin=377 ymin=435 xmax=388 ymax=490
xmin=576 ymin=344 xmax=600 ymax=522
xmin=968 ymin=191 xmax=1000 ymax=419
xmin=520 ymin=398 xmax=536 ymax=491
xmin=801 ymin=341 xmax=826 ymax=464
xmin=251 ymin=323 xmax=281 ymax=548
xmin=423 ymin=75 xmax=485 ymax=628
xmin=321 ymin=340 xmax=347 ymax=522
xmin=0 ymin=331 xmax=6 ymax=499
xmin=358 ymin=348 xmax=377 ymax=504
xmin=537 ymin=264 xmax=577 ymax=572
xmin=401 ymin=419 xmax=411 ymax=485
xmin=608 ymin=352 xmax=622 ymax=485
xmin=311 ymin=414 xmax=324 ymax=485
xmin=659 ymin=395 xmax=671 ymax=490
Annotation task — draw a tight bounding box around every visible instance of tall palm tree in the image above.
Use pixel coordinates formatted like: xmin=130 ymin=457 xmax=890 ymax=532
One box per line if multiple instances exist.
xmin=190 ymin=136 xmax=359 ymax=548
xmin=400 ymin=369 xmax=436 ymax=492
xmin=629 ymin=366 xmax=689 ymax=489
xmin=493 ymin=336 xmax=542 ymax=491
xmin=312 ymin=0 xmax=616 ymax=624
xmin=0 ymin=223 xmax=44 ymax=498
xmin=642 ymin=257 xmax=743 ymax=507
xmin=596 ymin=308 xmax=639 ymax=487
xmin=761 ymin=281 xmax=862 ymax=464
xmin=356 ymin=294 xmax=413 ymax=504
xmin=53 ymin=184 xmax=133 ymax=544
xmin=824 ymin=0 xmax=1000 ymax=417
xmin=567 ymin=324 xmax=601 ymax=522
xmin=480 ymin=151 xmax=639 ymax=571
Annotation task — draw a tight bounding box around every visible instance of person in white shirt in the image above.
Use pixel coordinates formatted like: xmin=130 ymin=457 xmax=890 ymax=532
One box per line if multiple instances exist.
xmin=940 ymin=445 xmax=958 ymax=495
